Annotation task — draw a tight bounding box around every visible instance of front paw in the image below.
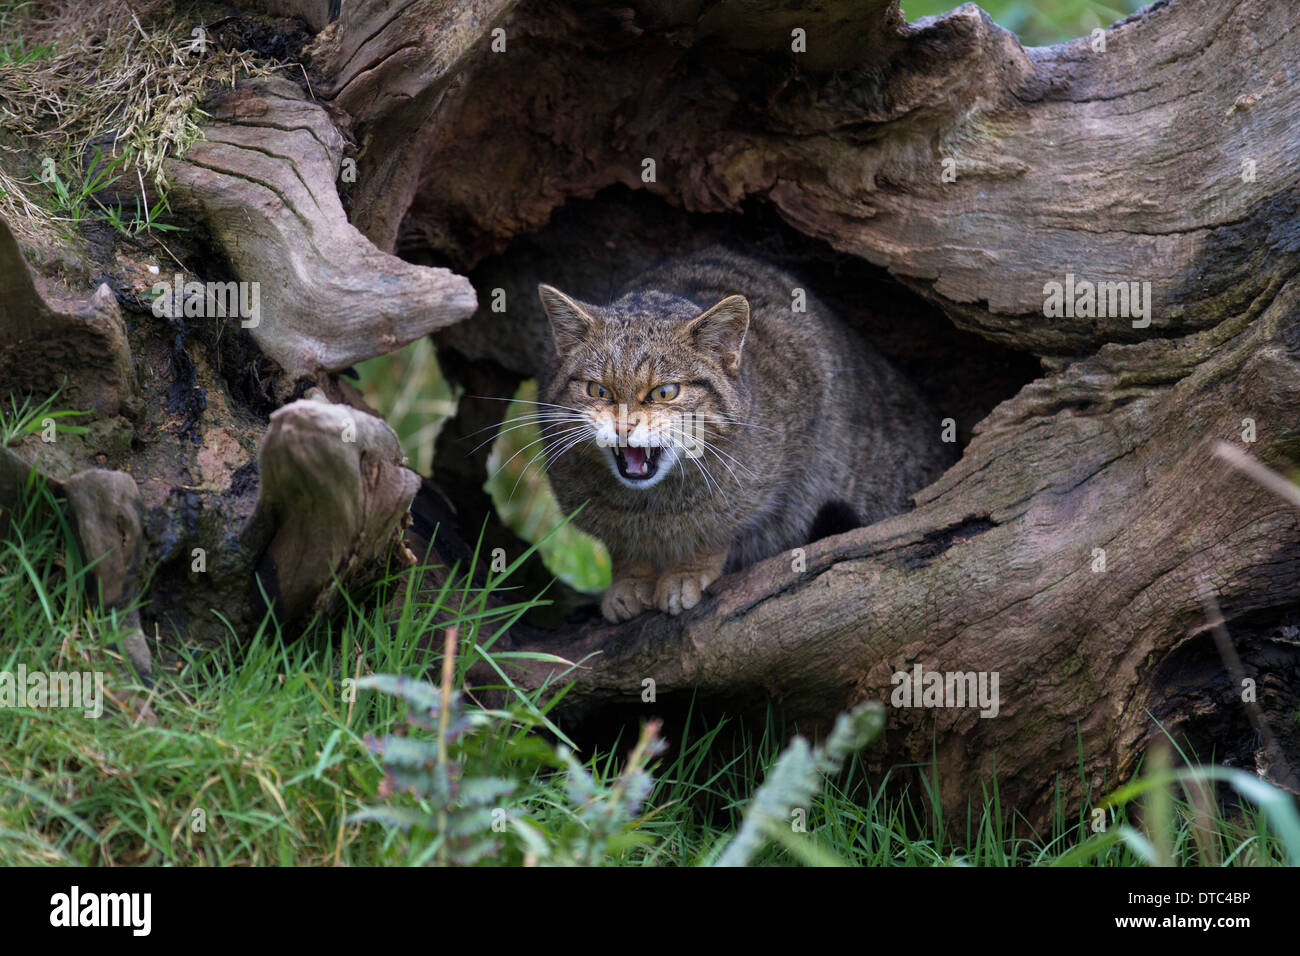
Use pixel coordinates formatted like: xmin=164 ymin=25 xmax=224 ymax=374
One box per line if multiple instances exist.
xmin=601 ymin=576 xmax=654 ymax=622
xmin=653 ymin=569 xmax=713 ymax=616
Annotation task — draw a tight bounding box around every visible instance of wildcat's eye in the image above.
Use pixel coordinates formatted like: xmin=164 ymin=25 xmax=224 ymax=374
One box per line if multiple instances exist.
xmin=650 ymin=383 xmax=681 ymax=401
xmin=586 ymin=381 xmax=611 ymax=400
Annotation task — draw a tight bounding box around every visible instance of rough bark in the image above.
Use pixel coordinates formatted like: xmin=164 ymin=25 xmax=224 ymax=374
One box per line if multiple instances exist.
xmin=328 ymin=0 xmax=1300 ymax=818
xmin=0 ymin=220 xmax=135 ymax=418
xmin=0 ymin=205 xmax=422 ymax=648
xmin=0 ymin=69 xmax=467 ymax=648
xmin=164 ymin=76 xmax=477 ymax=386
xmin=250 ymin=393 xmax=420 ymax=629
xmin=398 ymin=0 xmax=1297 ymax=355
xmin=304 ymin=0 xmax=518 ymax=251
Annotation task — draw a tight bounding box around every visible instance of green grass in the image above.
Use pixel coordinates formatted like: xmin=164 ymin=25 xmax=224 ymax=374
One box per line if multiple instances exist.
xmin=36 ymin=146 xmax=127 ymax=228
xmin=0 ymin=36 xmax=55 ymax=65
xmin=1 ymin=388 xmax=88 ymax=446
xmin=0 ymin=469 xmax=1294 ymax=866
xmin=0 ymin=471 xmax=577 ymax=865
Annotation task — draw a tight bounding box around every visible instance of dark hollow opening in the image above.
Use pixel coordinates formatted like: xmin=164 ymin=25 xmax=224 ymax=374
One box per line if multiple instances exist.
xmin=408 ymin=184 xmax=1041 ymax=608
xmin=425 ymin=184 xmax=1040 ymax=452
xmin=399 ymin=182 xmax=1046 ymax=784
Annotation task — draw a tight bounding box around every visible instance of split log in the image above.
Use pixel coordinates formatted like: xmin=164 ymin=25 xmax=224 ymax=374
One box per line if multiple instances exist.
xmin=295 ymin=0 xmax=1300 ymax=819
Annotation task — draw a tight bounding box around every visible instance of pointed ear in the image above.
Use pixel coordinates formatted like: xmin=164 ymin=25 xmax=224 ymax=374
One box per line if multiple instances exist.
xmin=686 ymin=295 xmax=749 ymax=375
xmin=538 ymin=284 xmax=595 ymax=354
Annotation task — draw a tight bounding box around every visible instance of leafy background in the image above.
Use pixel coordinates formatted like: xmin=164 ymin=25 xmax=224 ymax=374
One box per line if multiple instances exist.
xmin=903 ymin=0 xmax=1145 ymax=47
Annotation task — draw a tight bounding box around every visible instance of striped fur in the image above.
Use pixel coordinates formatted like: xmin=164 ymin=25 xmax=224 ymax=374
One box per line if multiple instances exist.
xmin=533 ymin=248 xmax=949 ymax=621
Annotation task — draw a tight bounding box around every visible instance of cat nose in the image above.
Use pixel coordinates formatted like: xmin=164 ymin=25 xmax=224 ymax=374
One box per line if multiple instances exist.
xmin=616 ymin=410 xmax=647 ymax=437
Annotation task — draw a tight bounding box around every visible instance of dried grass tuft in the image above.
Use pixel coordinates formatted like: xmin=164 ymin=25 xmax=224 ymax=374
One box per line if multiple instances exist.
xmin=0 ymin=0 xmax=283 ymax=248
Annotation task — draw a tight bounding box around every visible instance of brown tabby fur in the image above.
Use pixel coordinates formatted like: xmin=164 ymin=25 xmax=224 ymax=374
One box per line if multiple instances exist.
xmin=534 ymin=248 xmax=948 ymax=622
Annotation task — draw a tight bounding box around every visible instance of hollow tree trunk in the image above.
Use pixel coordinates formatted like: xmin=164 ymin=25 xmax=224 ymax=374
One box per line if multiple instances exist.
xmin=337 ymin=0 xmax=1300 ymax=817
xmin=2 ymin=0 xmax=1297 ymax=825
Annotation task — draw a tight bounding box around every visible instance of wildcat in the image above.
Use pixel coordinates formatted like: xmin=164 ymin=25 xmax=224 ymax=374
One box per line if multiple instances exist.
xmin=533 ymin=247 xmax=949 ymax=623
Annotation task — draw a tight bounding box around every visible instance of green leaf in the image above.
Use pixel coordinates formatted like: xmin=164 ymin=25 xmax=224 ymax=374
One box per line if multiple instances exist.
xmin=456 ymin=776 xmax=517 ymax=805
xmin=366 ymin=734 xmax=438 ymax=767
xmin=347 ymin=806 xmax=434 ymax=832
xmin=355 ymin=674 xmax=443 ymax=714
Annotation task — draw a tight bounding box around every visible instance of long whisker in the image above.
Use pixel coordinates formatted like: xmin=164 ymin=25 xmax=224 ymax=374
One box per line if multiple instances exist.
xmin=509 ymin=430 xmax=591 ymax=501
xmin=677 ymin=435 xmax=745 ymax=489
xmin=464 ymin=413 xmax=584 ymax=457
xmin=501 ymin=433 xmax=589 ymax=502
xmin=541 ymin=431 xmax=592 ymax=474
xmin=695 ymin=414 xmax=779 ymax=434
xmin=688 ymin=440 xmax=746 ymax=488
xmin=668 ymin=425 xmax=753 ymax=486
xmin=508 ymin=444 xmax=560 ymax=502
xmin=486 ymin=423 xmax=589 ymax=484
xmin=683 ymin=432 xmax=756 ymax=481
xmin=469 ymin=395 xmax=583 ymax=412
xmin=686 ymin=449 xmax=727 ymax=504
xmin=663 ymin=426 xmax=725 ymax=500
xmin=461 ymin=409 xmax=583 ymax=441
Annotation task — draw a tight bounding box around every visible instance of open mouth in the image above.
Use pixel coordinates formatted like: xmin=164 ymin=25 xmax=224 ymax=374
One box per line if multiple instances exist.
xmin=612 ymin=445 xmax=662 ymax=481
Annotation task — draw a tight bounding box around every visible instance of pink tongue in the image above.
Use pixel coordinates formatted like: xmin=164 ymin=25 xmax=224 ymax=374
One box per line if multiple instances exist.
xmin=623 ymin=446 xmax=649 ymax=474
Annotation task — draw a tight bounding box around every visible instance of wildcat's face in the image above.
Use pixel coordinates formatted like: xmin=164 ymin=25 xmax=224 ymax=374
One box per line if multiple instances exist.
xmin=537 ymin=285 xmax=749 ymax=490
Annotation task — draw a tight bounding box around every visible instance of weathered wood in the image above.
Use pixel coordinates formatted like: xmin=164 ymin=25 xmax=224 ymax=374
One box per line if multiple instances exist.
xmin=1 ymin=72 xmax=442 ymax=646
xmin=165 ymin=76 xmax=477 ymax=384
xmin=323 ymin=0 xmax=1300 ymax=820
xmin=0 ymin=217 xmax=135 ymax=418
xmin=62 ymin=469 xmax=153 ymax=677
xmin=392 ymin=0 xmax=1298 ymax=353
xmin=304 ymin=0 xmax=518 ymax=250
xmin=490 ymin=285 xmax=1300 ymax=813
xmin=252 ymin=392 xmax=420 ymax=629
